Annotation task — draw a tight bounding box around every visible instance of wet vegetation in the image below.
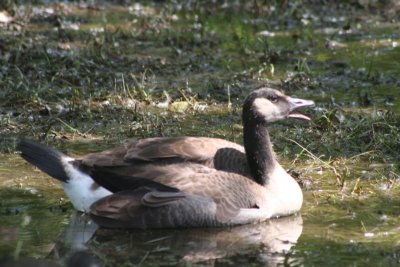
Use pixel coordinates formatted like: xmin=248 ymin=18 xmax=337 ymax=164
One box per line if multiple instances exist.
xmin=0 ymin=0 xmax=400 ymax=266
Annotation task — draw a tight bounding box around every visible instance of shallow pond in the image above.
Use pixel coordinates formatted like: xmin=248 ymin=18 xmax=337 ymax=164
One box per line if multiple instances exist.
xmin=1 ymin=1 xmax=400 ymax=266
xmin=1 ymin=152 xmax=400 ymax=266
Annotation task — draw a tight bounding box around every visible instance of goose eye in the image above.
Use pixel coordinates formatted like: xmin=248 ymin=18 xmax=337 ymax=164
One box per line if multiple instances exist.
xmin=268 ymin=95 xmax=278 ymax=103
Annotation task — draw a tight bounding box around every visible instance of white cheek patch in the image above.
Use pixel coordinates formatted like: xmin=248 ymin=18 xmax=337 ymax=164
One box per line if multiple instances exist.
xmin=253 ymin=98 xmax=281 ymax=122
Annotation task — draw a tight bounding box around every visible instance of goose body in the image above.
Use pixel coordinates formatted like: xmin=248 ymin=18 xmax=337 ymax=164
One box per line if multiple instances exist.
xmin=17 ymin=88 xmax=314 ymax=229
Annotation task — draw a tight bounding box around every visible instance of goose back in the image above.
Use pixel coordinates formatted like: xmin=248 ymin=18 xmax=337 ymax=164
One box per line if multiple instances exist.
xmin=81 ymin=137 xmax=251 ymax=180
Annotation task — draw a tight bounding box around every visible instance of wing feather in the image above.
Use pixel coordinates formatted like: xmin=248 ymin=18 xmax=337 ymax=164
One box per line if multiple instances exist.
xmin=90 ymin=166 xmax=263 ymax=225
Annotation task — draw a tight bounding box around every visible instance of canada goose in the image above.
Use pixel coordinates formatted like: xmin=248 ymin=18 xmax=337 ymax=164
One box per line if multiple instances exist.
xmin=17 ymin=88 xmax=314 ymax=229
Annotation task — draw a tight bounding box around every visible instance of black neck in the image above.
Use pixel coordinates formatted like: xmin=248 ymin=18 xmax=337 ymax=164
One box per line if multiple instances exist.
xmin=243 ymin=118 xmax=276 ymax=185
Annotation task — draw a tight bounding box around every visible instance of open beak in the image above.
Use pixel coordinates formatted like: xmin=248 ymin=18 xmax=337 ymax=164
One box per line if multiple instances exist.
xmin=287 ymin=97 xmax=315 ymax=121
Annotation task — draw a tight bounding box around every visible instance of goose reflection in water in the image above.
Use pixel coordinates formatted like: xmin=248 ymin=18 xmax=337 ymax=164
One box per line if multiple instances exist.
xmin=48 ymin=212 xmax=303 ymax=266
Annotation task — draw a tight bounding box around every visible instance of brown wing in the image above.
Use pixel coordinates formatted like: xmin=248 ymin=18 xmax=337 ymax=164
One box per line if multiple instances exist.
xmin=81 ymin=137 xmax=240 ymax=165
xmin=90 ymin=188 xmax=189 ymax=229
xmin=91 ymin=189 xmax=217 ymax=229
xmin=90 ymin=164 xmax=263 ymax=228
xmin=156 ymin=167 xmax=262 ymax=223
xmin=82 ymin=136 xmax=259 ymax=226
xmin=124 ymin=137 xmax=245 ymax=162
xmin=80 ymin=137 xmax=250 ymax=178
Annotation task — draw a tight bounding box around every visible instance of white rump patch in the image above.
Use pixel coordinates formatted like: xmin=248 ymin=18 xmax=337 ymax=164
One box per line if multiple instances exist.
xmin=61 ymin=157 xmax=111 ymax=212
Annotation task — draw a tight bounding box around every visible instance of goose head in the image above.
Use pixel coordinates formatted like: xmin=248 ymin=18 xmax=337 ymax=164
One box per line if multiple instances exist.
xmin=243 ymin=88 xmax=315 ymax=124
